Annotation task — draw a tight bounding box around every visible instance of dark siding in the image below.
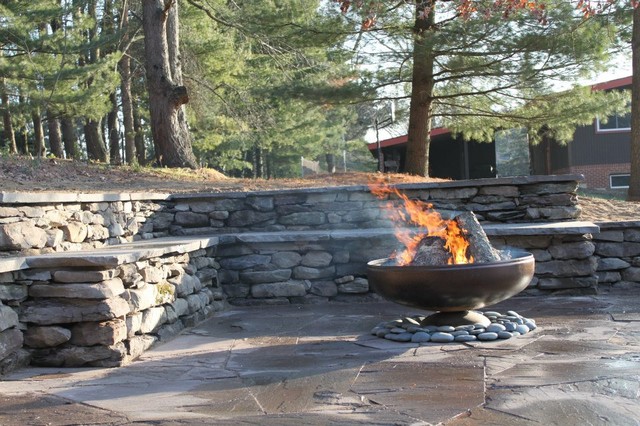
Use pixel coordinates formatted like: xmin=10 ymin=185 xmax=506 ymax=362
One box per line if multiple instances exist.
xmin=530 ymin=137 xmax=570 ymax=175
xmin=569 ymin=124 xmax=630 ymax=166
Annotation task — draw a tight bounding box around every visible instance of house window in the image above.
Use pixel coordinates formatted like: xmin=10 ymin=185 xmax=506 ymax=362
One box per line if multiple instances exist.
xmin=597 ymin=109 xmax=631 ymax=132
xmin=610 ymin=174 xmax=630 ymax=189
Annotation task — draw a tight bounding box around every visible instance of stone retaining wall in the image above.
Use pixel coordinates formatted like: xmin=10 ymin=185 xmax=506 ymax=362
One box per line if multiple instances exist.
xmin=593 ymin=221 xmax=640 ymax=291
xmin=2 ymin=174 xmax=639 ymax=374
xmin=169 ymin=175 xmax=582 ymax=236
xmin=0 ymin=237 xmax=224 ymax=372
xmin=214 ymin=223 xmax=601 ymax=307
xmin=0 ymin=174 xmax=582 ymax=257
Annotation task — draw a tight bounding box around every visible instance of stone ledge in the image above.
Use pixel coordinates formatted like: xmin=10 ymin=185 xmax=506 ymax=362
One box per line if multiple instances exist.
xmin=0 ymin=191 xmax=172 ymax=204
xmin=169 ymin=174 xmax=586 ymax=201
xmin=0 ymin=257 xmax=28 ymax=274
xmin=0 ymin=221 xmax=597 ymax=272
xmin=596 ymin=220 xmax=640 ymax=229
xmin=24 ymin=236 xmax=219 ymax=268
xmin=218 ymin=221 xmax=598 ymax=244
xmin=483 ymin=221 xmax=599 ymax=236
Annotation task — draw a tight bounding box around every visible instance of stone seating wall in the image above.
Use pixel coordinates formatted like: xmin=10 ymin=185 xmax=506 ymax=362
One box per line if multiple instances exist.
xmin=0 ymin=174 xmax=582 ymax=258
xmin=1 ymin=174 xmax=638 ymax=372
xmin=592 ymin=221 xmax=640 ymax=290
xmin=0 ymin=237 xmax=224 ymax=373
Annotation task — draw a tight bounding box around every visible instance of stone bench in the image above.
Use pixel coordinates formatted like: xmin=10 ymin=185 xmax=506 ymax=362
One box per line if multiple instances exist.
xmin=213 ymin=221 xmax=601 ymax=305
xmin=0 ymin=236 xmax=224 ymax=372
xmin=0 ymin=220 xmax=603 ymax=373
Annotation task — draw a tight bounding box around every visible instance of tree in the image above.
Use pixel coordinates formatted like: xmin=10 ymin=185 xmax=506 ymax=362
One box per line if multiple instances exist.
xmin=142 ymin=0 xmax=198 ymax=168
xmin=631 ymin=4 xmax=640 ymax=200
xmin=337 ymin=0 xmax=626 ymax=176
xmin=182 ymin=0 xmax=365 ymax=177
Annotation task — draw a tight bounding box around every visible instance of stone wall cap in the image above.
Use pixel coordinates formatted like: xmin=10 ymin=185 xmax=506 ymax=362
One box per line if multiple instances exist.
xmin=0 ymin=256 xmax=28 ymax=273
xmin=168 ymin=174 xmax=583 ymax=200
xmin=219 ymin=222 xmax=597 ymax=245
xmin=24 ymin=236 xmax=219 ymax=268
xmin=169 ymin=185 xmax=369 ymax=201
xmin=0 ymin=191 xmax=172 ymax=204
xmin=483 ymin=221 xmax=599 ymax=236
xmin=595 ymin=220 xmax=640 ymax=229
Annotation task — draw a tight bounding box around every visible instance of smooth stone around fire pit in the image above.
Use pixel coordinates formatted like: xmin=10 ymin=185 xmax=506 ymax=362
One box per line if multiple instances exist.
xmin=430 ymin=332 xmax=455 ymax=343
xmin=411 ymin=332 xmax=431 ymax=343
xmin=498 ymin=331 xmax=514 ymax=339
xmin=385 ymin=332 xmax=413 ymax=342
xmin=454 ymin=334 xmax=477 ymax=342
xmin=371 ymin=310 xmax=536 ymax=344
xmin=477 ymin=332 xmax=499 ymax=341
xmin=486 ymin=323 xmax=506 ymax=333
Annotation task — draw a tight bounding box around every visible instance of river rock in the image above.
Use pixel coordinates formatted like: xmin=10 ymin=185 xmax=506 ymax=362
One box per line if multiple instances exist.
xmin=411 ymin=332 xmax=431 ymax=343
xmin=430 ymin=332 xmax=455 ymax=343
xmin=385 ymin=332 xmax=413 ymax=342
xmin=454 ymin=334 xmax=477 ymax=342
xmin=477 ymin=332 xmax=499 ymax=341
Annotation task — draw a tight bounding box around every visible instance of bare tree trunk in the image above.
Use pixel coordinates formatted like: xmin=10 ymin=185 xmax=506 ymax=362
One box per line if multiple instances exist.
xmin=133 ymin=103 xmax=146 ymax=165
xmin=108 ymin=92 xmax=121 ymax=165
xmin=17 ymin=127 xmax=28 ymax=155
xmin=629 ymin=5 xmax=640 ymax=200
xmin=1 ymin=90 xmax=17 ymax=154
xmin=326 ymin=153 xmax=336 ymax=173
xmin=32 ymin=110 xmax=46 ymax=157
xmin=47 ymin=111 xmax=64 ymax=158
xmin=142 ymin=0 xmax=197 ymax=168
xmin=404 ymin=3 xmax=436 ymax=176
xmin=84 ymin=118 xmax=108 ymax=161
xmin=119 ymin=0 xmax=136 ymax=165
xmin=61 ymin=116 xmax=80 ymax=159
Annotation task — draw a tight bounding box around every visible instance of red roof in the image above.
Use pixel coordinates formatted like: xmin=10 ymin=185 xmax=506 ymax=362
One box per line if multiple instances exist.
xmin=369 ymin=75 xmax=632 ymax=151
xmin=367 ymin=127 xmax=450 ymax=150
xmin=592 ymin=75 xmax=632 ymax=91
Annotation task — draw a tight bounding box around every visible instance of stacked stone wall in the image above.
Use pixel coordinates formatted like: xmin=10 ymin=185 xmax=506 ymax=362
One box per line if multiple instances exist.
xmin=0 ymin=175 xmax=582 ymax=258
xmin=0 ymin=195 xmax=167 ymax=257
xmin=167 ymin=175 xmax=582 ymax=236
xmin=490 ymin=235 xmax=598 ymax=294
xmin=0 ymin=243 xmax=225 ymax=371
xmin=217 ymin=231 xmax=399 ymax=306
xmin=592 ymin=221 xmax=640 ymax=291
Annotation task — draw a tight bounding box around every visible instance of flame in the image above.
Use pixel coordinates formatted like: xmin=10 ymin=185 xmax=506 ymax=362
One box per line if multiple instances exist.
xmin=369 ymin=177 xmax=473 ymax=266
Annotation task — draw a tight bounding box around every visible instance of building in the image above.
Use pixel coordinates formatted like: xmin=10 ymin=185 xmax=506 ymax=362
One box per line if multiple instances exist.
xmin=369 ymin=76 xmax=632 ymax=191
xmin=530 ymin=76 xmax=632 ymax=191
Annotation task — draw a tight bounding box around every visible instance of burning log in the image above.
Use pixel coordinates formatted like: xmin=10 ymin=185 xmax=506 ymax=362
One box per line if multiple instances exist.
xmin=408 ymin=211 xmax=504 ymax=266
xmin=454 ymin=212 xmax=505 ymax=263
xmin=412 ymin=236 xmax=452 ymax=266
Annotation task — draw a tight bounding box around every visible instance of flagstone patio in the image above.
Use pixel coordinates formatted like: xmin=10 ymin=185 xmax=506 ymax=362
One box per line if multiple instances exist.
xmin=1 ymin=290 xmax=639 ymax=425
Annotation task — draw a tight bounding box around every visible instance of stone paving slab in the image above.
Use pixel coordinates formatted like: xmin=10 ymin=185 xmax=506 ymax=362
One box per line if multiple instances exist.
xmin=1 ymin=294 xmax=639 ymax=425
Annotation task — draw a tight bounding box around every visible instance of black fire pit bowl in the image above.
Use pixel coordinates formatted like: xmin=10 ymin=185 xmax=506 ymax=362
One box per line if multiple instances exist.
xmin=367 ymin=251 xmax=535 ymax=327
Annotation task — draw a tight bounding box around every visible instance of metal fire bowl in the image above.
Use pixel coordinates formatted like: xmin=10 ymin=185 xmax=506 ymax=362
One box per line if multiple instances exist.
xmin=367 ymin=251 xmax=535 ymax=313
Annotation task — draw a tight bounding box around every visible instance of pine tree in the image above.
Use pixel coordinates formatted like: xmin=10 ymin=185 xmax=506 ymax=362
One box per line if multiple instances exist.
xmin=337 ymin=0 xmax=627 ymax=176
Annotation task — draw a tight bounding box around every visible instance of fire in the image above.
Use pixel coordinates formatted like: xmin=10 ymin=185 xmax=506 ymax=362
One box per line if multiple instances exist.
xmin=369 ymin=178 xmax=473 ymax=266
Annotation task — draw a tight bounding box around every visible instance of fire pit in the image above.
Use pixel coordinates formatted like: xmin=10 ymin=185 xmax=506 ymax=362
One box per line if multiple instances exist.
xmin=367 ymin=250 xmax=535 ymax=327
